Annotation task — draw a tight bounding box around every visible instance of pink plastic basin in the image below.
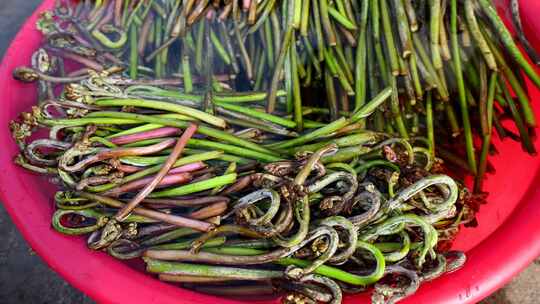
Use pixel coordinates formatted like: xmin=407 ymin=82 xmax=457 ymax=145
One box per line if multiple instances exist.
xmin=1 ymin=1 xmax=540 ymax=303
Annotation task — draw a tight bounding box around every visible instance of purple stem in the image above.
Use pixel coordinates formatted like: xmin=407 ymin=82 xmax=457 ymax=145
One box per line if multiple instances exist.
xmin=169 ymin=161 xmax=207 ymax=173
xmin=104 ymin=173 xmax=192 ymax=197
xmin=114 ymin=161 xmax=205 ymax=175
xmin=60 ymin=139 xmax=176 ymax=172
xmin=72 ymin=34 xmax=93 ymax=48
xmin=67 ymin=68 xmax=92 ymax=77
xmin=96 ymin=1 xmax=115 ymax=30
xmin=114 ymin=163 xmax=143 ymax=173
xmin=142 ymin=196 xmax=230 ymax=208
xmin=102 ymin=52 xmax=125 ymax=65
xmin=110 ymin=127 xmax=182 ymax=145
xmin=59 ymin=51 xmax=104 ymax=71
xmin=114 ymin=0 xmax=123 ymax=27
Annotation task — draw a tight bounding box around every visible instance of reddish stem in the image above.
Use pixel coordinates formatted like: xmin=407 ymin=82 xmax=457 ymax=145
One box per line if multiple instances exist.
xmin=189 ymin=201 xmax=228 ymax=220
xmin=79 ymin=192 xmax=213 ymax=231
xmin=110 ymin=127 xmax=181 ymax=145
xmin=168 ymin=161 xmax=207 ymax=174
xmin=114 ymin=163 xmax=142 ymax=173
xmin=221 ymin=175 xmax=253 ymax=194
xmin=205 ymin=8 xmax=215 ymax=20
xmin=96 ymin=0 xmax=115 ymax=30
xmin=113 ymin=161 xmax=205 ymax=175
xmin=71 ymin=34 xmax=93 ymax=48
xmin=114 ymin=0 xmax=123 ymax=27
xmin=115 ymin=124 xmax=198 ymax=221
xmin=60 ymin=51 xmax=104 ymax=71
xmin=138 ymin=14 xmax=154 ymax=56
xmin=102 ymin=52 xmax=125 ymax=65
xmin=142 ymin=196 xmax=230 ymax=208
xmin=67 ymin=68 xmax=92 ymax=77
xmin=104 ymin=173 xmax=192 ymax=197
xmin=243 ymin=0 xmax=251 ymax=11
xmin=61 ymin=139 xmax=176 ymax=172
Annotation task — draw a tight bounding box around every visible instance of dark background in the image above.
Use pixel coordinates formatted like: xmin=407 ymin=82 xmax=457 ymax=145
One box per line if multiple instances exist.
xmin=0 ymin=1 xmax=534 ymax=303
xmin=0 ymin=1 xmax=93 ymax=303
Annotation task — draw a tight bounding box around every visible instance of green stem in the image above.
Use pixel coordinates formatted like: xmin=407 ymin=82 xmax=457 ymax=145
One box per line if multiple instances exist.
xmin=86 ymin=111 xmax=277 ymax=155
xmin=94 ymin=98 xmax=226 ymax=128
xmin=350 ymin=87 xmax=393 ymax=122
xmin=389 ymin=76 xmax=409 ymax=139
xmin=380 ymin=0 xmax=400 ymax=75
xmin=271 ymin=118 xmax=349 ymax=149
xmin=215 ymin=103 xmax=296 ymax=128
xmin=327 ymin=6 xmax=357 ymax=30
xmin=267 ymin=27 xmax=294 ymax=113
xmin=319 ymin=0 xmax=337 ymax=45
xmin=478 ymin=0 xmax=540 ymax=88
xmin=129 ymin=26 xmax=138 ymax=79
xmin=450 ymin=0 xmax=477 ymax=174
xmin=149 ymin=173 xmax=237 ymax=198
xmin=426 ymin=92 xmax=435 ymax=157
xmin=145 ymin=259 xmax=283 ymax=280
xmin=188 ymin=139 xmax=281 ymax=162
xmin=464 ymin=0 xmax=497 ymax=70
xmin=89 ymin=152 xmax=222 ymax=192
xmin=300 ymin=0 xmax=311 ymax=36
xmin=430 ymin=0 xmax=442 ymax=70
xmin=291 ymin=33 xmax=304 ymax=131
xmin=201 ymin=243 xmax=385 ymax=285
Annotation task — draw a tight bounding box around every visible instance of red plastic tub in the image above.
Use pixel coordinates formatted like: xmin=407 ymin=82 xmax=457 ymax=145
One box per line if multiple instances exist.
xmin=1 ymin=1 xmax=540 ymax=303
